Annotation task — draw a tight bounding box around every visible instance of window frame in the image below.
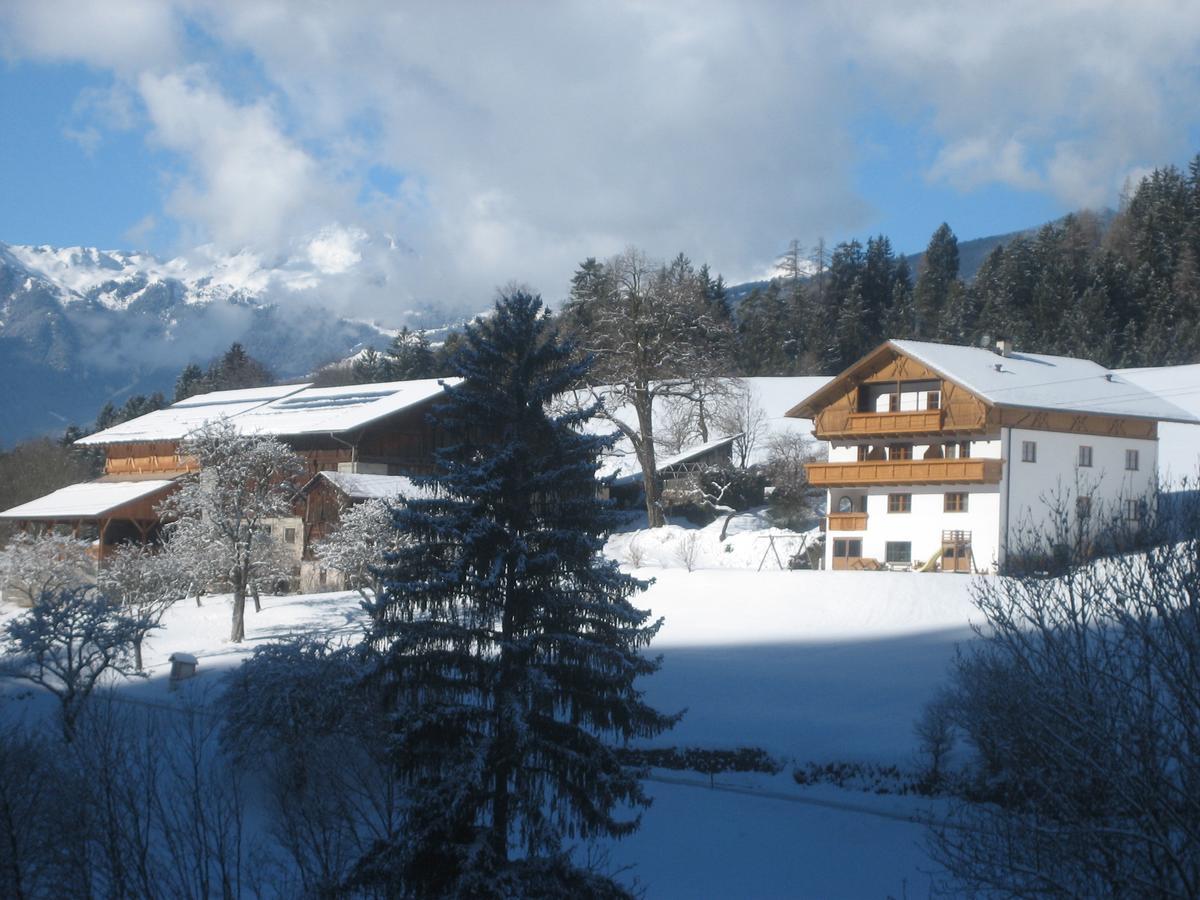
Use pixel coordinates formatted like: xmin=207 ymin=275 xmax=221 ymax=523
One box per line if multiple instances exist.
xmin=1021 ymin=440 xmax=1037 ymax=463
xmin=885 ymin=541 xmax=913 ymax=565
xmin=833 ymin=538 xmax=863 ymax=559
xmin=1126 ymin=449 xmax=1140 ymax=471
xmin=1076 ymin=496 xmax=1092 ymax=519
xmin=284 ymin=526 xmax=297 ymax=544
xmin=944 ymin=492 xmax=968 ymax=513
xmin=1078 ymin=445 xmax=1093 ymax=468
xmin=887 ymin=493 xmax=912 ymax=514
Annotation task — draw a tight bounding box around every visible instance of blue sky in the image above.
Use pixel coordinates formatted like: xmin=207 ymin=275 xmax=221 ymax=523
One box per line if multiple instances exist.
xmin=2 ymin=2 xmax=1199 ymax=317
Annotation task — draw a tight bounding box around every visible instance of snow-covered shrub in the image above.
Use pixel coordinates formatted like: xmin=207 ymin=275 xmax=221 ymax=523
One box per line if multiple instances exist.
xmin=0 ymin=531 xmax=94 ymax=607
xmin=0 ymin=587 xmax=150 ymax=740
xmin=675 ymin=531 xmax=701 ymax=571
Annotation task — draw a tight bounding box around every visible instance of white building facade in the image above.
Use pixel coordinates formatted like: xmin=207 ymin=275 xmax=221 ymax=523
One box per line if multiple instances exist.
xmin=789 ymin=340 xmax=1193 ymax=573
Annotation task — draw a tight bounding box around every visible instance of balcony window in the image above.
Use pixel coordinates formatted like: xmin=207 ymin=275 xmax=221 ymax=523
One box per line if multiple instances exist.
xmin=885 ymin=541 xmax=912 ymax=564
xmin=887 ymin=493 xmax=912 ymax=513
xmin=1078 ymin=445 xmax=1093 ymax=468
xmin=926 ymin=391 xmax=941 ymax=410
xmin=889 ymin=444 xmax=913 ymax=460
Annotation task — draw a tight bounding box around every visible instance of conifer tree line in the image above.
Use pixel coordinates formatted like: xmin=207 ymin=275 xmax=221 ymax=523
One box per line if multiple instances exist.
xmin=560 ymin=155 xmax=1200 ymax=381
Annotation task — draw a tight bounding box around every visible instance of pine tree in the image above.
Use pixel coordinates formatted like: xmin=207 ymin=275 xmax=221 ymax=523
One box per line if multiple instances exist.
xmin=384 ymin=327 xmax=437 ymax=380
xmin=913 ymin=223 xmax=960 ymax=339
xmin=174 ymin=363 xmax=205 ymax=402
xmin=354 ymin=291 xmax=676 ymax=896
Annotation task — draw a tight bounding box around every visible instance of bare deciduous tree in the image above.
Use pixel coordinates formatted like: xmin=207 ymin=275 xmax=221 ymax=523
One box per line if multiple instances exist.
xmin=563 ymin=248 xmax=734 ymax=526
xmin=97 ymin=543 xmax=190 ymax=670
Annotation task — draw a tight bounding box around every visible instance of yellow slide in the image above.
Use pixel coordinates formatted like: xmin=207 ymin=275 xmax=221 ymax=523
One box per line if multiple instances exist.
xmin=917 ymin=547 xmax=943 ymax=572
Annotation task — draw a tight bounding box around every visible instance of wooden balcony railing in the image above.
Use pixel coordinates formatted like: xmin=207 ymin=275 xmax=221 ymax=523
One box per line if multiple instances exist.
xmin=818 ymin=409 xmax=946 ymax=439
xmin=806 ymin=458 xmax=1003 ymax=487
xmin=826 ymin=512 xmax=868 ymax=531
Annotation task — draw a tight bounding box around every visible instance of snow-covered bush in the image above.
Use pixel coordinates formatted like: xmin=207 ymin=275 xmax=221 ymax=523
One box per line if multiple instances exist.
xmin=675 ymin=531 xmax=701 ymax=571
xmin=0 ymin=587 xmax=150 ymax=740
xmin=0 ymin=531 xmax=94 ymax=607
xmin=313 ymin=497 xmax=409 ymax=601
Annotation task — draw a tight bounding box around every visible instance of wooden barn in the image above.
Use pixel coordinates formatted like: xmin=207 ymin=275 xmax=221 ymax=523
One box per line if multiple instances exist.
xmin=0 ymin=380 xmax=457 ymax=565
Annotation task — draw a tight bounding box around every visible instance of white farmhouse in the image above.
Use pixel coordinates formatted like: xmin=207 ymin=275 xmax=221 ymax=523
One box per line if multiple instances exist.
xmin=787 ymin=339 xmax=1199 ymax=573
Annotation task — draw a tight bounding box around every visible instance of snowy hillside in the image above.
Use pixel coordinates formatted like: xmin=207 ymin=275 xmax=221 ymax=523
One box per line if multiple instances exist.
xmin=0 ymin=528 xmax=981 ymax=897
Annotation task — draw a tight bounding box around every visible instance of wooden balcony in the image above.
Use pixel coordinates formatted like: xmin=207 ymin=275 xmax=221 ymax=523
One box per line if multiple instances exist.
xmin=826 ymin=512 xmax=868 ymax=531
xmin=819 ymin=409 xmax=946 ymax=439
xmin=807 ymin=458 xmax=1003 ymax=487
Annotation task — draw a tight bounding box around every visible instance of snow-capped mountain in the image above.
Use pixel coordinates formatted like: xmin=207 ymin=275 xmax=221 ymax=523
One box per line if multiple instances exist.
xmin=0 ymin=239 xmax=425 ymax=443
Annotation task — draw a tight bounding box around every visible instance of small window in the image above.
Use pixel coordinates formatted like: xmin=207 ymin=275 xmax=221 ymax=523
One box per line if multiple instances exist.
xmin=1126 ymin=449 xmax=1140 ymax=471
xmin=1021 ymin=440 xmax=1037 ymax=463
xmin=887 ymin=493 xmax=912 ymax=513
xmin=833 ymin=538 xmax=863 ymax=558
xmin=944 ymin=492 xmax=968 ymax=513
xmin=1078 ymin=446 xmax=1093 ymax=468
xmin=889 ymin=444 xmax=913 ymax=460
xmin=284 ymin=527 xmax=296 ymax=544
xmin=1125 ymin=499 xmax=1146 ymax=523
xmin=926 ymin=391 xmax=941 ymax=410
xmin=1076 ymin=496 xmax=1092 ymax=519
xmin=885 ymin=541 xmax=912 ymax=564
xmin=262 ymin=524 xmax=273 ymax=536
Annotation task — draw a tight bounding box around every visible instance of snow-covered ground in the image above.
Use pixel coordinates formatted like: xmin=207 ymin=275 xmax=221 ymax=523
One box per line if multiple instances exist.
xmin=0 ymin=526 xmax=982 ymax=897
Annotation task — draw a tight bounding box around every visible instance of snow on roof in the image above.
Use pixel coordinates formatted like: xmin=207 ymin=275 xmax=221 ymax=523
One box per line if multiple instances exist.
xmin=234 ymin=378 xmax=455 ymax=437
xmin=889 ymin=340 xmax=1199 ymax=423
xmin=77 ymin=383 xmax=311 ymax=445
xmin=1115 ymin=364 xmax=1200 ymax=483
xmin=0 ymin=479 xmax=177 ymax=520
xmin=311 ymin=471 xmax=433 ymax=501
xmin=76 ymin=379 xmax=459 ymax=446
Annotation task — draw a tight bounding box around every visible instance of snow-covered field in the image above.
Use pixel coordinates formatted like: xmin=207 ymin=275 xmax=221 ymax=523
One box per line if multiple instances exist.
xmin=0 ymin=528 xmax=983 ymax=897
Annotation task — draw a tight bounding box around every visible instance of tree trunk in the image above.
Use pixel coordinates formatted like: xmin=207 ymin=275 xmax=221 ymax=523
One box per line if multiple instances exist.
xmin=134 ymin=636 xmax=143 ymax=672
xmin=231 ymin=571 xmax=246 ymax=643
xmin=252 ymin=584 xmax=261 ymax=613
xmin=633 ymin=388 xmax=664 ymax=527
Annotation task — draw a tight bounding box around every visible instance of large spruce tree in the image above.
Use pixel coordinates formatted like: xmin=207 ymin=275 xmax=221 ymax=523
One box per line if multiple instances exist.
xmin=354 ymin=291 xmax=676 ymax=897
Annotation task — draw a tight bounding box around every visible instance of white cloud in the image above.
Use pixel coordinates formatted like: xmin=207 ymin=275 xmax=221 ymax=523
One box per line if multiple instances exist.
xmin=137 ymin=70 xmax=342 ymax=251
xmin=4 ymin=1 xmax=1200 ymax=319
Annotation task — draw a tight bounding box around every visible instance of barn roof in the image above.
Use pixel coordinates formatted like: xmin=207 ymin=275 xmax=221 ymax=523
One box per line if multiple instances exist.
xmin=0 ymin=479 xmax=177 ymax=521
xmin=76 ymin=378 xmax=459 ymax=446
xmin=304 ymin=471 xmax=433 ymax=501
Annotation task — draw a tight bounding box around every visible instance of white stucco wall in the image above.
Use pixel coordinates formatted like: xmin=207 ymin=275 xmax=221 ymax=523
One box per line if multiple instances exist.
xmin=1000 ymin=427 xmax=1158 ymax=561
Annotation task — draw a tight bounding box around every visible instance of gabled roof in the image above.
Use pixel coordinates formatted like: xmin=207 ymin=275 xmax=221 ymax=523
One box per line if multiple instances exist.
xmin=76 ymin=378 xmax=459 ymax=446
xmin=788 ymin=340 xmax=1200 ymax=424
xmin=234 ymin=379 xmax=455 ymax=437
xmin=0 ymin=479 xmax=177 ymax=520
xmin=611 ymin=433 xmax=740 ymax=486
xmin=76 ymin=384 xmax=310 ymax=445
xmin=303 ymin=471 xmax=433 ymax=501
